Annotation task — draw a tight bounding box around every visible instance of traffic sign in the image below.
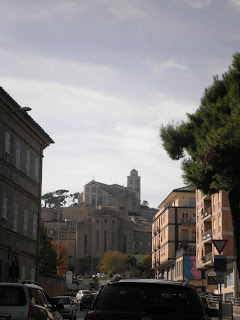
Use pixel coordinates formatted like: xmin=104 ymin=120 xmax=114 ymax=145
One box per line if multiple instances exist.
xmin=212 ymin=240 xmax=228 ymax=254
xmin=214 ymin=255 xmax=226 ymax=272
xmin=216 ymin=271 xmax=225 ymax=284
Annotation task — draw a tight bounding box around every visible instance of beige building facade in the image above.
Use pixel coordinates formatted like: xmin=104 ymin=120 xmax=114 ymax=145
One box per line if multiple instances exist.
xmin=196 ymin=190 xmax=240 ymax=298
xmin=152 ymin=186 xmax=205 ymax=291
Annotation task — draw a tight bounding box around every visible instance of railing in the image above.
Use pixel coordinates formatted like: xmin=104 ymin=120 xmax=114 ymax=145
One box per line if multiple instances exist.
xmin=202 ymin=229 xmax=212 ymax=241
xmin=201 ymin=293 xmax=240 ymax=307
xmin=180 ymin=218 xmax=196 ymax=225
xmin=176 ymin=247 xmax=196 ymax=258
xmin=201 ymin=207 xmax=212 ymax=219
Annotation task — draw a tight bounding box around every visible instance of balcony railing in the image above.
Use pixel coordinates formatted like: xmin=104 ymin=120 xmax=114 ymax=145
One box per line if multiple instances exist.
xmin=202 ymin=229 xmax=212 ymax=241
xmin=180 ymin=218 xmax=196 ymax=225
xmin=201 ymin=252 xmax=213 ymax=263
xmin=176 ymin=246 xmax=196 ymax=258
xmin=201 ymin=207 xmax=212 ymax=219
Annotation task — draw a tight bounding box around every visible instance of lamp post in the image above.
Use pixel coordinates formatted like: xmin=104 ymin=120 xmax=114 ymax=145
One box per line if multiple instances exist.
xmin=64 ymin=219 xmax=74 ymax=271
xmin=0 ymin=107 xmax=32 ymax=114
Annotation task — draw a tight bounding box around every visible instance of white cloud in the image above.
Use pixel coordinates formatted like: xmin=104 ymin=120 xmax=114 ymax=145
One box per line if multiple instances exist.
xmin=184 ymin=0 xmax=213 ymax=8
xmin=143 ymin=59 xmax=188 ymax=73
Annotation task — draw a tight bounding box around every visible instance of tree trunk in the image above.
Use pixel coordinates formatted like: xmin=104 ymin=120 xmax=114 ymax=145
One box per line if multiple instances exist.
xmin=228 ymin=188 xmax=240 ymax=280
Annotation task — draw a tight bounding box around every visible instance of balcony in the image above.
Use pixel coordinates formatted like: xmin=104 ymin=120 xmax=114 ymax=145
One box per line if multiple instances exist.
xmin=202 ymin=229 xmax=212 ymax=242
xmin=201 ymin=207 xmax=212 ymax=221
xmin=176 ymin=246 xmax=196 ymax=258
xmin=180 ymin=218 xmax=196 ymax=225
xmin=200 ymin=252 xmax=213 ymax=268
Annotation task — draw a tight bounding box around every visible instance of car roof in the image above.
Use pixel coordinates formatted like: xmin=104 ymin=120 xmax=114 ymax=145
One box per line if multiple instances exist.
xmin=0 ymin=282 xmax=42 ymax=289
xmin=107 ymin=278 xmax=194 ymax=288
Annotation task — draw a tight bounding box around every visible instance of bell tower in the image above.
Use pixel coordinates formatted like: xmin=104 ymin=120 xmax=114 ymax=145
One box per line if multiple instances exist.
xmin=127 ymin=169 xmax=141 ymax=201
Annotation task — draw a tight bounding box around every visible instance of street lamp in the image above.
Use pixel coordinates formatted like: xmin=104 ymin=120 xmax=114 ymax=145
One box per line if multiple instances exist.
xmin=0 ymin=107 xmax=32 ymax=114
xmin=64 ymin=219 xmax=74 ymax=271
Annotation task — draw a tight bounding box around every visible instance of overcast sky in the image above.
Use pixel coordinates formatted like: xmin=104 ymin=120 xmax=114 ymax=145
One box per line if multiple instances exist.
xmin=1 ymin=0 xmax=239 ymax=208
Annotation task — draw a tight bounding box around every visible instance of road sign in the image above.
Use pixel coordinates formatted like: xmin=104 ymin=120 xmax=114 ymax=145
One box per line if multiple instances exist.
xmin=216 ymin=271 xmax=225 ymax=284
xmin=212 ymin=240 xmax=228 ymax=254
xmin=214 ymin=255 xmax=226 ymax=272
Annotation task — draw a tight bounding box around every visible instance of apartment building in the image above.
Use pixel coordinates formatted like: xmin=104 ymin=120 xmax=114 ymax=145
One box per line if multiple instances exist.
xmin=196 ymin=190 xmax=240 ymax=298
xmin=152 ymin=186 xmax=205 ymax=290
xmin=0 ymin=87 xmax=53 ymax=282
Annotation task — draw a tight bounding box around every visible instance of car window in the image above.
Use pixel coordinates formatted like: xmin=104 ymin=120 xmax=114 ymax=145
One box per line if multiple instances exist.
xmin=28 ymin=288 xmax=41 ymax=305
xmin=37 ymin=289 xmax=49 ymax=308
xmin=0 ymin=286 xmax=26 ymax=306
xmin=43 ymin=290 xmax=54 ymax=309
xmin=52 ymin=297 xmax=70 ymax=305
xmin=97 ymin=283 xmax=203 ymax=315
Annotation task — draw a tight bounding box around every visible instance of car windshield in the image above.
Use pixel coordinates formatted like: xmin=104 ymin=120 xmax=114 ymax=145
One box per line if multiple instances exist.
xmin=82 ymin=294 xmax=94 ymax=301
xmin=82 ymin=290 xmax=91 ymax=294
xmin=0 ymin=286 xmax=26 ymax=306
xmin=52 ymin=297 xmax=70 ymax=305
xmin=97 ymin=283 xmax=203 ymax=315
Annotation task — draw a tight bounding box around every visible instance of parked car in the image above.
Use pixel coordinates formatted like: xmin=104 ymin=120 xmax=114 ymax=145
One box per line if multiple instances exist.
xmin=84 ymin=276 xmax=219 ymax=320
xmin=76 ymin=289 xmax=91 ymax=302
xmin=52 ymin=296 xmax=77 ymax=320
xmin=0 ymin=282 xmax=63 ymax=320
xmin=79 ymin=293 xmax=95 ymax=311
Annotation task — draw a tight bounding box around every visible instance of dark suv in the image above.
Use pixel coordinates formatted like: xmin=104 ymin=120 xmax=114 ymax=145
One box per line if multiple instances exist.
xmin=0 ymin=282 xmax=63 ymax=320
xmin=84 ymin=276 xmax=219 ymax=320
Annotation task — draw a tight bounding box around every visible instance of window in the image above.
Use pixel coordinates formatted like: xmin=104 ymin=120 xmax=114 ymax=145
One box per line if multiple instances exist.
xmin=34 ymin=157 xmax=39 ymax=182
xmin=21 ymin=266 xmax=26 ymax=281
xmin=84 ymin=234 xmax=87 ymax=254
xmin=226 ymin=268 xmax=233 ymax=287
xmin=13 ymin=204 xmax=18 ymax=232
xmin=96 ymin=230 xmax=99 ymax=251
xmin=33 ymin=214 xmax=37 ymax=240
xmin=31 ymin=269 xmax=35 ymax=282
xmin=213 ymin=195 xmax=215 ymax=206
xmin=213 ymin=219 xmax=215 ymax=230
xmin=218 ymin=192 xmax=221 ymax=203
xmin=5 ymin=132 xmax=10 ymax=161
xmin=218 ymin=215 xmax=221 ymax=227
xmin=26 ymin=150 xmax=30 ymax=176
xmin=181 ymin=229 xmax=188 ymax=241
xmin=2 ymin=197 xmax=7 ymax=219
xmin=104 ymin=231 xmax=107 ymax=252
xmin=16 ymin=142 xmax=21 ymax=169
xmin=23 ymin=209 xmax=28 ymax=236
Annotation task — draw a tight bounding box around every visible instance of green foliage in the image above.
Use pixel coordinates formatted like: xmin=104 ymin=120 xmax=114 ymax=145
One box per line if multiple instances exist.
xmin=138 ymin=254 xmax=154 ymax=279
xmin=41 ymin=189 xmax=80 ymax=208
xmin=160 ymin=52 xmax=240 ymax=194
xmin=38 ymin=222 xmax=57 ymax=275
xmin=99 ymin=251 xmax=153 ymax=279
xmin=99 ymin=251 xmax=129 ymax=276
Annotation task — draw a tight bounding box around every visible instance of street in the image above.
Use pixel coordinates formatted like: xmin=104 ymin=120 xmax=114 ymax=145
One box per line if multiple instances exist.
xmin=76 ymin=308 xmax=88 ymax=320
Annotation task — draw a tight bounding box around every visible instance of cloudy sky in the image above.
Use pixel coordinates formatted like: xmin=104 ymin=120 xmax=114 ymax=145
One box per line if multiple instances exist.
xmin=1 ymin=0 xmax=239 ymax=208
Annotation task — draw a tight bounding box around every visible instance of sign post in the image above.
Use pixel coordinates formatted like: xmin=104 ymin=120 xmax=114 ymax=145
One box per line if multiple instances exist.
xmin=212 ymin=240 xmax=228 ymax=320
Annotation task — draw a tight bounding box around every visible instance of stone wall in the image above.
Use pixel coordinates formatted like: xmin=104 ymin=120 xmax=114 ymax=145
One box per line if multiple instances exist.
xmin=38 ymin=274 xmax=66 ymax=297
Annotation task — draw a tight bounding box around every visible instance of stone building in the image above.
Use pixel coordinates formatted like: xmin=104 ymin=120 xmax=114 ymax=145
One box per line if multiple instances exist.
xmin=0 ymin=87 xmax=53 ymax=282
xmin=41 ymin=169 xmax=157 ymax=274
xmin=80 ymin=169 xmax=141 ymax=214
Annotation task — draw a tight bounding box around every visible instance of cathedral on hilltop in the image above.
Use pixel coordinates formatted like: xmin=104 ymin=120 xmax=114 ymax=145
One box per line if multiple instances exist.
xmin=41 ymin=169 xmax=158 ymax=274
xmin=79 ymin=169 xmax=141 ymax=214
